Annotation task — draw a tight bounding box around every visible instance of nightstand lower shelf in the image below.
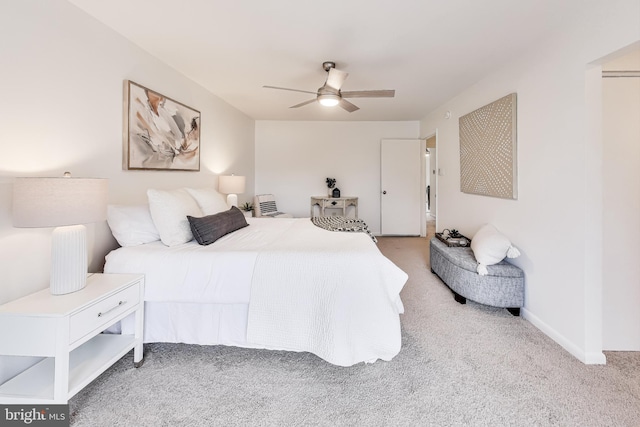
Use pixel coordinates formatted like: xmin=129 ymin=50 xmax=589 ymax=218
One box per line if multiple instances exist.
xmin=0 ymin=334 xmax=136 ymax=403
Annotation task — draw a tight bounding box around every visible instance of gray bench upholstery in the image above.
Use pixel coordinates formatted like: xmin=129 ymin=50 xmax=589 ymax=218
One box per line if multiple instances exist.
xmin=429 ymin=238 xmax=524 ymax=315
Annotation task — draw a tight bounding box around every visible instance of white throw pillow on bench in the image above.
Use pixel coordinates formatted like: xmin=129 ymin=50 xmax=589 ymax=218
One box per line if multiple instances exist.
xmin=470 ymin=224 xmax=521 ymax=276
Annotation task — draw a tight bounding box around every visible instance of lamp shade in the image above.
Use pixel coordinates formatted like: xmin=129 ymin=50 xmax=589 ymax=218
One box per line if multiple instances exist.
xmin=12 ymin=177 xmax=108 ymax=228
xmin=12 ymin=176 xmax=108 ymax=295
xmin=218 ymin=175 xmax=246 ymax=195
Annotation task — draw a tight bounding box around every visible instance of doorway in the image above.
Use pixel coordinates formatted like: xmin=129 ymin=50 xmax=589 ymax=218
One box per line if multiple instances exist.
xmin=425 ymin=134 xmax=437 ymax=238
xmin=601 ymin=46 xmax=640 ymax=351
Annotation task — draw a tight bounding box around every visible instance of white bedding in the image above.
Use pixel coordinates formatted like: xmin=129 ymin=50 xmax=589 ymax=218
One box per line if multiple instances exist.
xmin=104 ymin=217 xmax=408 ymax=366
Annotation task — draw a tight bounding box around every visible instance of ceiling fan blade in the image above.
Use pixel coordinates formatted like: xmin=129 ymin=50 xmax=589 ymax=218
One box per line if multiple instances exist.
xmin=338 ymin=99 xmax=359 ymax=113
xmin=263 ymin=85 xmax=318 ymax=95
xmin=290 ymin=99 xmax=317 ymax=109
xmin=325 ymin=68 xmax=349 ymax=91
xmin=341 ymin=90 xmax=395 ymax=98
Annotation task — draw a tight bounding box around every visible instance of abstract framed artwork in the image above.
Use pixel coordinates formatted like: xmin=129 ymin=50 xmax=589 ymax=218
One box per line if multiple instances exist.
xmin=459 ymin=93 xmax=517 ymax=199
xmin=123 ymin=80 xmax=201 ymax=171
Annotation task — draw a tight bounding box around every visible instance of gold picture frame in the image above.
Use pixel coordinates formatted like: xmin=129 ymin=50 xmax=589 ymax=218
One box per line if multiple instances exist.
xmin=123 ymin=80 xmax=201 ymax=171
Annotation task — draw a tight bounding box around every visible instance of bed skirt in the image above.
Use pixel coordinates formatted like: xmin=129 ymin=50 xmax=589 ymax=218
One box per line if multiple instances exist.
xmin=113 ymin=301 xmax=261 ymax=348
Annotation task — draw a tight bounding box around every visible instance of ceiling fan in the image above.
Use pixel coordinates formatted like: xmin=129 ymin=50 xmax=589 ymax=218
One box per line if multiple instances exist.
xmin=263 ymin=61 xmax=395 ymax=113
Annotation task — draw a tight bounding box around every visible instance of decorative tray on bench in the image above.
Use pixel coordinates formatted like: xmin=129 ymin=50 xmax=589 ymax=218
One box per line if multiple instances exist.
xmin=435 ymin=232 xmax=471 ymax=248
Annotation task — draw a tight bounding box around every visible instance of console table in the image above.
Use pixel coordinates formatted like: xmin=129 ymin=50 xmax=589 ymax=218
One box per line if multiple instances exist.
xmin=310 ymin=196 xmax=358 ymax=218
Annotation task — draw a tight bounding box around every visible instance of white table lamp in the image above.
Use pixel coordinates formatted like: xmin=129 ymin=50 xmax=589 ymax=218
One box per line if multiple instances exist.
xmin=12 ymin=174 xmax=108 ymax=295
xmin=219 ymin=175 xmax=245 ymax=207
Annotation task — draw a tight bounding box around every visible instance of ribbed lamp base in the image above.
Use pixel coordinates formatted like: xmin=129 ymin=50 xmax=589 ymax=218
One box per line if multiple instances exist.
xmin=50 ymin=224 xmax=88 ymax=295
xmin=226 ymin=194 xmax=238 ymax=208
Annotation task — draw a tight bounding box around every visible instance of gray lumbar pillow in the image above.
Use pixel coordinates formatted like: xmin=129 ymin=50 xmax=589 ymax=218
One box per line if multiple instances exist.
xmin=187 ymin=206 xmax=249 ymax=246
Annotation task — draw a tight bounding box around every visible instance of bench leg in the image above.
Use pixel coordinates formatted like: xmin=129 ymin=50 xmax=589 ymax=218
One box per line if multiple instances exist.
xmin=452 ymin=291 xmax=466 ymax=305
xmin=507 ymin=307 xmax=520 ymax=316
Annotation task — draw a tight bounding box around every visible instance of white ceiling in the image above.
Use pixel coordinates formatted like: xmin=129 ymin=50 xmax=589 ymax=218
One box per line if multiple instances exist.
xmin=68 ymin=0 xmax=581 ymax=121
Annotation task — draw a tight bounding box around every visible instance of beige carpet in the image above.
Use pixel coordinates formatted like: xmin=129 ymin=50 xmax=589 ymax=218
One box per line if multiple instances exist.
xmin=69 ymin=236 xmax=640 ymax=426
xmin=380 ymin=236 xmax=640 ymax=426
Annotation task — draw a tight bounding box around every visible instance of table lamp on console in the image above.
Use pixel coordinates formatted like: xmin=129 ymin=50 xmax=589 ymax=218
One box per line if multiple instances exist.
xmin=12 ymin=173 xmax=108 ymax=295
xmin=218 ymin=174 xmax=245 ymax=208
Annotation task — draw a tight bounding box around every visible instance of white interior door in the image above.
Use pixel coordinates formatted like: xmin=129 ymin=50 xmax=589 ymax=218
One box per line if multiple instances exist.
xmin=381 ymin=139 xmax=422 ymax=235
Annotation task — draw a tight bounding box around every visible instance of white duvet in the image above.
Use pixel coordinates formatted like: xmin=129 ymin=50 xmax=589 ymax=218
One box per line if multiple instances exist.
xmin=104 ymin=218 xmax=408 ymax=366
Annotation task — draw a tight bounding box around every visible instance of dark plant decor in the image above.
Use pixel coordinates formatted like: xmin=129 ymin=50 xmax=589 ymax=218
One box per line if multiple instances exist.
xmin=444 ymin=229 xmax=462 ymax=238
xmin=326 ymin=178 xmax=336 ymax=189
xmin=240 ymin=202 xmax=254 ymax=212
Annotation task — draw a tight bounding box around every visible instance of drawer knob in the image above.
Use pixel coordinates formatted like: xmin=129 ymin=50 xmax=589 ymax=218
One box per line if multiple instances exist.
xmin=98 ymin=300 xmax=126 ymax=317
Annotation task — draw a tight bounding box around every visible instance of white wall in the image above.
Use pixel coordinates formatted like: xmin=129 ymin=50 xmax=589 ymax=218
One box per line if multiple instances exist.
xmin=0 ymin=0 xmax=255 ymax=303
xmin=254 ymin=121 xmax=419 ymax=234
xmin=419 ymin=0 xmax=640 ymax=363
xmin=602 ymin=49 xmax=640 ymax=350
xmin=0 ymin=0 xmax=255 ymax=381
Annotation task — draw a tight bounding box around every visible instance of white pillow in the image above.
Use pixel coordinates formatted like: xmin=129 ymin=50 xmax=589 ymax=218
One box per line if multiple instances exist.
xmin=184 ymin=187 xmax=229 ymax=215
xmin=147 ymin=188 xmax=203 ymax=246
xmin=471 ymin=224 xmax=521 ymax=276
xmin=107 ymin=205 xmax=160 ymax=247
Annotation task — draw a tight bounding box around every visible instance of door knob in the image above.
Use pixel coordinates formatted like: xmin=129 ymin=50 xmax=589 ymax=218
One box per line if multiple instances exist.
xmin=382 ymin=191 xmax=387 ymax=195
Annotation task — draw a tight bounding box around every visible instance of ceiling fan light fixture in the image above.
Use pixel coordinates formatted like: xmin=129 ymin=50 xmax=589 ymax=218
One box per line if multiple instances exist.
xmin=264 ymin=61 xmax=395 ymax=113
xmin=318 ymin=94 xmax=340 ymax=107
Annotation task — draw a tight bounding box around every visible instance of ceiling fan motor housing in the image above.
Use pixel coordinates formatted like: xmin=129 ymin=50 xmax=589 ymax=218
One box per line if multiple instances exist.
xmin=318 ymin=85 xmax=339 ymax=96
xmin=322 ymin=61 xmax=336 ymax=72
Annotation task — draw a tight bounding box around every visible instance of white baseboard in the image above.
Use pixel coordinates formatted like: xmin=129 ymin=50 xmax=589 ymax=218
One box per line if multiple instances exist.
xmin=522 ymin=308 xmax=606 ymax=365
xmin=584 ymin=351 xmax=607 ymax=365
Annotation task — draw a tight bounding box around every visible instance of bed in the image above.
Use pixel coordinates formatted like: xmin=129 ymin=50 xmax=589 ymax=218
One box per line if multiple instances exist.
xmin=103 ymin=188 xmax=408 ymax=367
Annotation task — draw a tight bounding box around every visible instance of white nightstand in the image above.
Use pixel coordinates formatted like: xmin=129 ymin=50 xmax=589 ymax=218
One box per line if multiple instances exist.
xmin=0 ymin=273 xmax=144 ymax=404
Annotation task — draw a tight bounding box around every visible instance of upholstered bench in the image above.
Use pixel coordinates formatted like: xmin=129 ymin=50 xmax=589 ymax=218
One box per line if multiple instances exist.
xmin=429 ymin=237 xmax=524 ymax=316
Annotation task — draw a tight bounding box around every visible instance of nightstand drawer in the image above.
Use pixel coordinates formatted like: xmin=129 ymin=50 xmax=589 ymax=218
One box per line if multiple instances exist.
xmin=69 ymin=282 xmax=141 ymax=344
